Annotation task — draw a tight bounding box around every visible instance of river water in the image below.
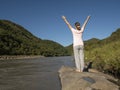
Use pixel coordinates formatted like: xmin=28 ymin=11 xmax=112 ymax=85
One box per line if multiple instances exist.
xmin=0 ymin=56 xmax=74 ymax=90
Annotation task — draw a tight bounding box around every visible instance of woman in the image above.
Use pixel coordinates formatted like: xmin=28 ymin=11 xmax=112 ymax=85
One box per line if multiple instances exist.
xmin=62 ymin=15 xmax=90 ymax=72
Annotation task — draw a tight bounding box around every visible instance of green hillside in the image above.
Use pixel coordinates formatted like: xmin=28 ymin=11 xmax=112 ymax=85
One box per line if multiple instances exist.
xmin=66 ymin=28 xmax=120 ymax=78
xmin=0 ymin=20 xmax=69 ymax=56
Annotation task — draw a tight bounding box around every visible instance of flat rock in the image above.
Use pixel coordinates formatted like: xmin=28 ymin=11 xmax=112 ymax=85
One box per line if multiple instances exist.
xmin=58 ymin=66 xmax=119 ymax=90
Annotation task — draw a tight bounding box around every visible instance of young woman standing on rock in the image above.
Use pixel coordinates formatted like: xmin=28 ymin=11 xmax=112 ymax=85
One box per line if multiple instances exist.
xmin=62 ymin=15 xmax=90 ymax=72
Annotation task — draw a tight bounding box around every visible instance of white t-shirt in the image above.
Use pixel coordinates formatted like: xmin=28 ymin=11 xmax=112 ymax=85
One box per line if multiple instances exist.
xmin=71 ymin=27 xmax=84 ymax=46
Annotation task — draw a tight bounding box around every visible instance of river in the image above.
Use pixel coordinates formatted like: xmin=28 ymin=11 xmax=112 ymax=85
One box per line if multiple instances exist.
xmin=0 ymin=56 xmax=74 ymax=90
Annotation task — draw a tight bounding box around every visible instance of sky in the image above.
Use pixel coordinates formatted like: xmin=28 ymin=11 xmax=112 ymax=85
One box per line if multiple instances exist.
xmin=0 ymin=0 xmax=120 ymax=46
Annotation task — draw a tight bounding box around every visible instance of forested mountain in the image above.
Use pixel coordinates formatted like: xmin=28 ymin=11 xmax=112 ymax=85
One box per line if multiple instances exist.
xmin=66 ymin=28 xmax=120 ymax=78
xmin=0 ymin=20 xmax=69 ymax=56
xmin=0 ymin=19 xmax=120 ymax=77
xmin=66 ymin=28 xmax=120 ymax=53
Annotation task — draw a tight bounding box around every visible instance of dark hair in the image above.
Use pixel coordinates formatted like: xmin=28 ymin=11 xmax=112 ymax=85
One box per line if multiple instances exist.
xmin=75 ymin=22 xmax=80 ymax=26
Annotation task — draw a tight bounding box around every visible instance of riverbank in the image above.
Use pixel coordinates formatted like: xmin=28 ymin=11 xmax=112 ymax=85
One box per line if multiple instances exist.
xmin=59 ymin=66 xmax=120 ymax=90
xmin=0 ymin=55 xmax=44 ymax=60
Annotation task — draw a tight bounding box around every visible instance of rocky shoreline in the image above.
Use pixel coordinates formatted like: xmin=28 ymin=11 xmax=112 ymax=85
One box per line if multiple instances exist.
xmin=0 ymin=55 xmax=43 ymax=60
xmin=58 ymin=66 xmax=120 ymax=90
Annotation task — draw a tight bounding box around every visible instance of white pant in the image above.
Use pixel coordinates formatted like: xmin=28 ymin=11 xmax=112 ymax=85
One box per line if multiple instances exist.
xmin=73 ymin=45 xmax=84 ymax=71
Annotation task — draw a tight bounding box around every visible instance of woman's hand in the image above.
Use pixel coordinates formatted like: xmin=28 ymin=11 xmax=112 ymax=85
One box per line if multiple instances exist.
xmin=62 ymin=16 xmax=66 ymax=20
xmin=87 ymin=15 xmax=91 ymax=19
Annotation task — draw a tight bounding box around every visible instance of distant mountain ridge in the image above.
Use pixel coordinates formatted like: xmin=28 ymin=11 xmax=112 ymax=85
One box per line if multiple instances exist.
xmin=0 ymin=20 xmax=69 ymax=56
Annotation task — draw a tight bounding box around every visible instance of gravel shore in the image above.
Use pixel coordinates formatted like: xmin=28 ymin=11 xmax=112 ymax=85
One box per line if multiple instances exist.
xmin=0 ymin=55 xmax=43 ymax=60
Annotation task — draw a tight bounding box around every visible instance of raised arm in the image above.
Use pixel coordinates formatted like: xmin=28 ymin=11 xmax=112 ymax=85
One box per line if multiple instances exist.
xmin=62 ymin=16 xmax=73 ymax=30
xmin=81 ymin=15 xmax=91 ymax=30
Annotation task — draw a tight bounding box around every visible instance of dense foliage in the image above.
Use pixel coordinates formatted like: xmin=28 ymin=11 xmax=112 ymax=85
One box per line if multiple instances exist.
xmin=0 ymin=20 xmax=69 ymax=56
xmin=66 ymin=28 xmax=120 ymax=78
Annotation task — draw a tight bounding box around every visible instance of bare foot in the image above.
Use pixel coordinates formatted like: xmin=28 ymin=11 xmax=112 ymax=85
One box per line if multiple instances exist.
xmin=75 ymin=69 xmax=81 ymax=72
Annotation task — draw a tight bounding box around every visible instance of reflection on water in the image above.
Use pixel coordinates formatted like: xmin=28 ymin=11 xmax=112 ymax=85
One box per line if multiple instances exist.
xmin=0 ymin=56 xmax=74 ymax=90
